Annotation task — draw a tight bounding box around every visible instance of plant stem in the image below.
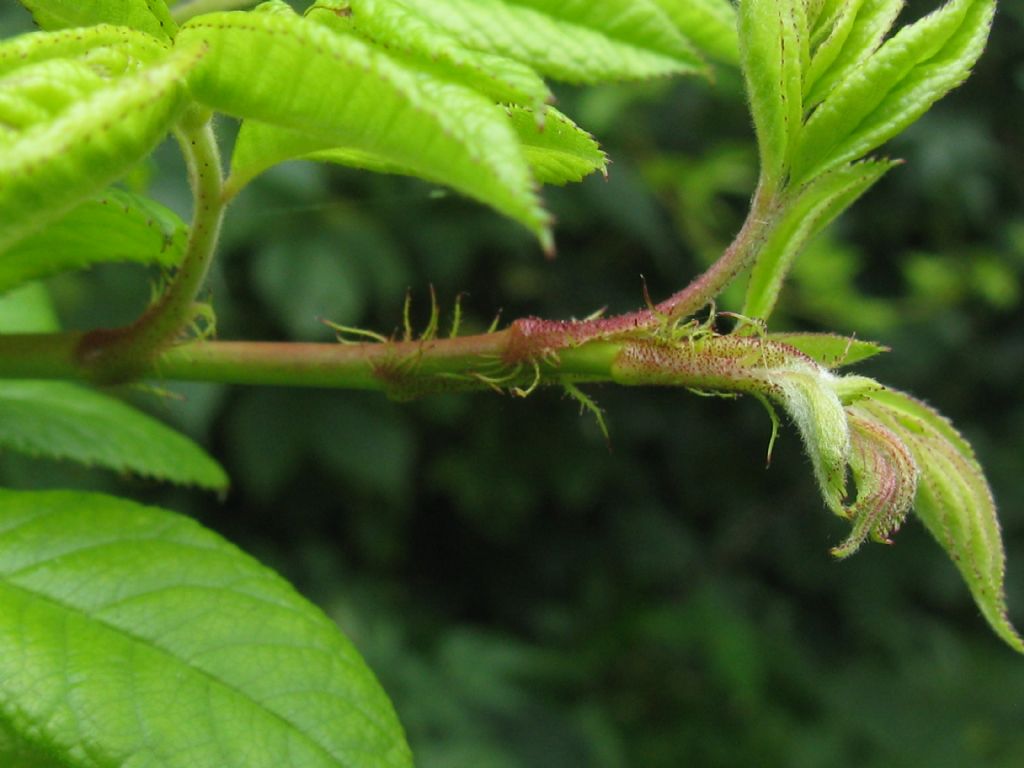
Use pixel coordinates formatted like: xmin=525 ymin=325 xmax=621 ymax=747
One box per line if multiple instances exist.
xmin=75 ymin=117 xmax=225 ymax=383
xmin=504 ymin=183 xmax=778 ymax=359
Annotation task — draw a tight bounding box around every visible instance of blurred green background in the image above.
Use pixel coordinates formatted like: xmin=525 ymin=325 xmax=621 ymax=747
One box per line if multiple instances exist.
xmin=3 ymin=2 xmax=1024 ymax=766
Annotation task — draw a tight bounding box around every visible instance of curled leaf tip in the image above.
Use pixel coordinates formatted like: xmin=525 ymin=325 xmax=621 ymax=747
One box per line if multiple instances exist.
xmin=830 ymin=409 xmax=918 ymax=559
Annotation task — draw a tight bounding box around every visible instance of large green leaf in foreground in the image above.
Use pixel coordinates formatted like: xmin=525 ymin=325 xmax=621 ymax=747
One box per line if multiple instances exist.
xmin=0 ymin=489 xmax=412 ymax=767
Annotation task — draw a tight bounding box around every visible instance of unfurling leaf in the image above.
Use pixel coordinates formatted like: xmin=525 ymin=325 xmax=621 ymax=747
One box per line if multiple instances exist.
xmin=0 ymin=489 xmax=413 ymax=767
xmin=831 ymin=409 xmax=918 ymax=558
xmin=859 ymin=388 xmax=1023 ymax=653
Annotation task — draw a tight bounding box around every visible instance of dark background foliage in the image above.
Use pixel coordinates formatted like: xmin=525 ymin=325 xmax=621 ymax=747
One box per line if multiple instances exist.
xmin=3 ymin=3 xmax=1024 ymax=766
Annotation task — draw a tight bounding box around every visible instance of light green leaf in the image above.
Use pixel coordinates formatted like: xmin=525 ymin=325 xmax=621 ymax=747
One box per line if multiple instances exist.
xmin=17 ymin=0 xmax=178 ymax=41
xmin=793 ymin=0 xmax=994 ymax=184
xmin=0 ymin=489 xmax=413 ymax=766
xmin=0 ymin=381 xmax=228 ymax=490
xmin=0 ymin=187 xmax=186 ymax=295
xmin=737 ymin=0 xmax=804 ymax=189
xmin=377 ymin=0 xmax=706 ymax=83
xmin=744 ymin=159 xmax=894 ymax=319
xmin=860 ymin=388 xmax=1023 ymax=653
xmin=804 ymin=0 xmax=902 ymax=108
xmin=769 ymin=332 xmax=888 ymax=369
xmin=231 ymin=104 xmax=604 ymax=196
xmin=0 ymin=44 xmax=203 ymax=255
xmin=309 ymin=0 xmax=552 ymax=110
xmin=0 ymin=24 xmax=167 ymax=79
xmin=651 ymin=0 xmax=739 ymax=66
xmin=0 ymin=283 xmax=60 ymax=333
xmin=180 ymin=10 xmax=551 ymax=247
xmin=505 ymin=106 xmax=607 ymax=186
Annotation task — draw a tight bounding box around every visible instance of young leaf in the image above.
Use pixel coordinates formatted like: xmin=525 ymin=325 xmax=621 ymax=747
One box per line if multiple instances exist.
xmin=0 ymin=489 xmax=413 ymax=766
xmin=859 ymin=388 xmax=1023 ymax=653
xmin=0 ymin=187 xmax=187 ymax=295
xmin=0 ymin=45 xmax=203 ymax=255
xmin=737 ymin=0 xmax=804 ymax=189
xmin=650 ymin=0 xmax=739 ymax=66
xmin=831 ymin=409 xmax=918 ymax=558
xmin=17 ymin=0 xmax=178 ymax=41
xmin=309 ymin=0 xmax=553 ymax=110
xmin=792 ymin=0 xmax=995 ymax=185
xmin=373 ymin=0 xmax=706 ymax=83
xmin=743 ymin=159 xmax=895 ymax=319
xmin=179 ymin=10 xmax=551 ymax=246
xmin=803 ymin=0 xmax=903 ymax=108
xmin=768 ymin=332 xmax=888 ymax=369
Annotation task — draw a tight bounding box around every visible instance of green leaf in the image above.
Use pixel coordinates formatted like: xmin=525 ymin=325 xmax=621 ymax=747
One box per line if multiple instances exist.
xmin=180 ymin=10 xmax=551 ymax=247
xmin=0 ymin=24 xmax=168 ymax=79
xmin=859 ymin=388 xmax=1023 ymax=653
xmin=0 ymin=187 xmax=187 ymax=295
xmin=506 ymin=106 xmax=607 ymax=186
xmin=650 ymin=0 xmax=739 ymax=66
xmin=0 ymin=489 xmax=413 ymax=766
xmin=17 ymin=0 xmax=178 ymax=41
xmin=804 ymin=0 xmax=903 ymax=108
xmin=743 ymin=159 xmax=894 ymax=319
xmin=373 ymin=0 xmax=706 ymax=83
xmin=792 ymin=0 xmax=995 ymax=184
xmin=309 ymin=0 xmax=553 ymax=110
xmin=769 ymin=332 xmax=888 ymax=369
xmin=737 ymin=0 xmax=804 ymax=189
xmin=0 ymin=44 xmax=203 ymax=255
xmin=0 ymin=282 xmax=60 ymax=333
xmin=230 ymin=104 xmax=604 ymax=198
xmin=0 ymin=381 xmax=228 ymax=490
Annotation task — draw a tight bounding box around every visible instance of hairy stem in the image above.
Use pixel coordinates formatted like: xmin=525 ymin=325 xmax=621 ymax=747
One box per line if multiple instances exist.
xmin=505 ymin=182 xmax=778 ymax=360
xmin=75 ymin=117 xmax=225 ymax=383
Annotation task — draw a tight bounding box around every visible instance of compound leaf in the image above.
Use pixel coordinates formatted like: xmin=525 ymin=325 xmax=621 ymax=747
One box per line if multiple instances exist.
xmin=374 ymin=0 xmax=706 ymax=83
xmin=0 ymin=489 xmax=413 ymax=766
xmin=0 ymin=44 xmax=202 ymax=255
xmin=0 ymin=187 xmax=187 ymax=295
xmin=17 ymin=0 xmax=178 ymax=41
xmin=0 ymin=24 xmax=167 ymax=79
xmin=860 ymin=388 xmax=1023 ymax=654
xmin=180 ymin=10 xmax=551 ymax=247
